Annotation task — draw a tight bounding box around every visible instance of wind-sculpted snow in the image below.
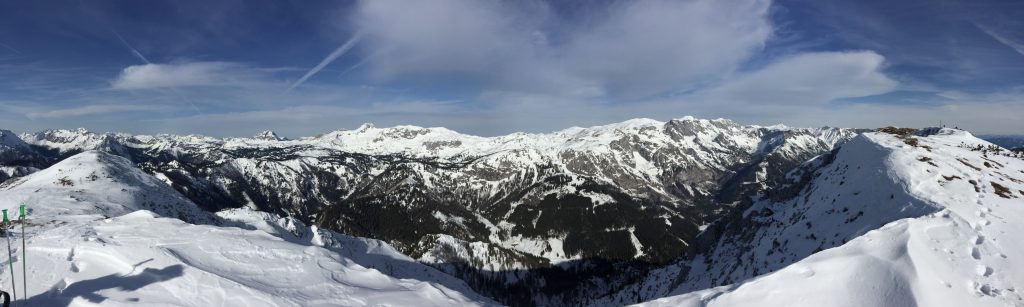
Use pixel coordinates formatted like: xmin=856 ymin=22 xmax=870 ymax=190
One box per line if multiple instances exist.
xmin=0 ymin=152 xmax=496 ymax=306
xmin=627 ymin=128 xmax=1024 ymax=306
xmin=14 ymin=211 xmax=497 ymax=306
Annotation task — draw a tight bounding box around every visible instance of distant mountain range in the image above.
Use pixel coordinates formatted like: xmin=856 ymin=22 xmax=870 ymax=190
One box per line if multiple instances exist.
xmin=981 ymin=135 xmax=1024 ymax=150
xmin=2 ymin=118 xmax=1022 ymax=306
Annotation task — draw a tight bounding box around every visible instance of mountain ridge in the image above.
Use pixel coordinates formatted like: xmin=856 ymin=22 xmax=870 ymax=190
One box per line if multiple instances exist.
xmin=0 ymin=150 xmax=497 ymax=305
xmin=13 ymin=117 xmax=993 ymax=306
xmin=597 ymin=128 xmax=1024 ymax=306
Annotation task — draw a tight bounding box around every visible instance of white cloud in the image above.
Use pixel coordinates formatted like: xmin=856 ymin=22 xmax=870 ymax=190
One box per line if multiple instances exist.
xmin=131 ymin=101 xmax=474 ymax=137
xmin=25 ymin=104 xmax=169 ymax=119
xmin=350 ymin=0 xmax=773 ymax=98
xmin=354 ymin=0 xmax=534 ymax=78
xmin=741 ymin=100 xmax=1024 ymax=134
xmin=706 ymin=51 xmax=898 ymax=105
xmin=60 ymin=0 xmax=1019 ymax=136
xmin=119 ymin=89 xmax=1023 ymax=137
xmin=564 ymin=0 xmax=772 ymax=96
xmin=288 ymin=32 xmax=364 ymax=92
xmin=111 ymin=62 xmax=268 ymax=90
xmin=975 ymin=23 xmax=1024 ymax=56
xmin=88 ymin=50 xmax=913 ymax=136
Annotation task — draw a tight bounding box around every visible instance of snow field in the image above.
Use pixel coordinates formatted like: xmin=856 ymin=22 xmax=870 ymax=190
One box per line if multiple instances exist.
xmin=638 ymin=129 xmax=1024 ymax=307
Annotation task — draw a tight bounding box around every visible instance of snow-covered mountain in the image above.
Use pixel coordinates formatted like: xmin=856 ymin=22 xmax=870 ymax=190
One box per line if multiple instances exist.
xmin=7 ymin=117 xmax=857 ymax=304
xmin=0 ymin=150 xmax=496 ymax=306
xmin=0 ymin=151 xmax=216 ymax=224
xmin=602 ymin=128 xmax=1024 ymax=306
xmin=0 ymin=129 xmax=39 ymax=183
xmin=0 ymin=129 xmax=34 ymax=162
xmin=9 ymin=118 xmax=1020 ymax=306
xmin=983 ymin=135 xmax=1024 ymax=151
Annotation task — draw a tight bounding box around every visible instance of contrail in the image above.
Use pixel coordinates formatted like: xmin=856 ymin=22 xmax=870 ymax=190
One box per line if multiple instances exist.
xmin=111 ymin=29 xmax=202 ymax=115
xmin=975 ymin=22 xmax=1024 ymax=56
xmin=287 ymin=31 xmax=364 ymax=92
xmin=0 ymin=42 xmax=19 ymax=54
xmin=112 ymin=29 xmax=151 ymax=64
xmin=339 ymin=49 xmax=383 ymax=77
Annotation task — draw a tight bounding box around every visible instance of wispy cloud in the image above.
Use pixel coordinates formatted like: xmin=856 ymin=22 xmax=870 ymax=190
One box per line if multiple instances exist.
xmin=705 ymin=51 xmax=898 ymax=105
xmin=350 ymin=0 xmax=772 ymax=98
xmin=6 ymin=0 xmax=1022 ymax=137
xmin=105 ymin=30 xmax=214 ymax=116
xmin=25 ymin=104 xmax=169 ymax=119
xmin=975 ymin=23 xmax=1024 ymax=56
xmin=111 ymin=29 xmax=152 ymax=64
xmin=111 ymin=62 xmax=271 ymax=90
xmin=287 ymin=32 xmax=363 ymax=92
xmin=0 ymin=41 xmax=19 ymax=54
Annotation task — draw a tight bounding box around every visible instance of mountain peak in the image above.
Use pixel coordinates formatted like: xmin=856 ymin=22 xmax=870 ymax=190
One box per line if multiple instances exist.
xmin=254 ymin=130 xmax=285 ymax=141
xmin=0 ymin=129 xmax=28 ymax=147
xmin=0 ymin=129 xmax=34 ymax=164
xmin=357 ymin=123 xmax=375 ymax=131
xmin=634 ymin=129 xmax=1024 ymax=306
xmin=1 ymin=150 xmax=216 ymax=224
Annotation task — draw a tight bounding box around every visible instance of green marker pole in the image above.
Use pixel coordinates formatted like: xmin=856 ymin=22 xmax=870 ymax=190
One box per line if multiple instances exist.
xmin=2 ymin=209 xmax=14 ymax=302
xmin=19 ymin=204 xmax=26 ymax=299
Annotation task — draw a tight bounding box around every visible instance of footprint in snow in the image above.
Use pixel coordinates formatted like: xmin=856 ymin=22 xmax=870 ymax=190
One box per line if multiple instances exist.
xmin=971 ymin=247 xmax=982 ymax=260
xmin=70 ymin=261 xmax=83 ymax=273
xmin=977 ymin=265 xmax=993 ymax=277
xmin=977 ymin=283 xmax=995 ymax=296
xmin=969 ymin=280 xmax=1007 ymax=298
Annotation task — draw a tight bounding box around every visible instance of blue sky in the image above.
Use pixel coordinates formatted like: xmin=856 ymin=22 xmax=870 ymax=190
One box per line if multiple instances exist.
xmin=0 ymin=0 xmax=1022 ymax=137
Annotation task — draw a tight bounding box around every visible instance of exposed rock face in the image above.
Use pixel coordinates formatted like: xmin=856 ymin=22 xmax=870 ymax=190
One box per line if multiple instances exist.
xmin=253 ymin=130 xmax=285 ymax=141
xmin=4 ymin=117 xmax=858 ymax=305
xmin=609 ymin=128 xmax=1024 ymax=307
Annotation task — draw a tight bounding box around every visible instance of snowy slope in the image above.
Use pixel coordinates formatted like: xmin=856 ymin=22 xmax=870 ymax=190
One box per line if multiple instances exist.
xmin=15 ymin=211 xmax=496 ymax=306
xmin=8 ymin=117 xmax=859 ymax=305
xmin=0 ymin=151 xmax=216 ymax=224
xmin=635 ymin=128 xmax=1024 ymax=306
xmin=982 ymin=135 xmax=1024 ymax=151
xmin=0 ymin=151 xmax=497 ymax=306
xmin=12 ymin=119 xmax=856 ymax=266
xmin=20 ymin=128 xmax=131 ymax=157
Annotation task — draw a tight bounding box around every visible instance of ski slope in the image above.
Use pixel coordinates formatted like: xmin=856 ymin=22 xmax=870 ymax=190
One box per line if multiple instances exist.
xmin=638 ymin=129 xmax=1024 ymax=307
xmin=0 ymin=151 xmax=496 ymax=306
